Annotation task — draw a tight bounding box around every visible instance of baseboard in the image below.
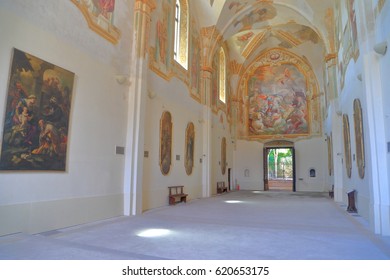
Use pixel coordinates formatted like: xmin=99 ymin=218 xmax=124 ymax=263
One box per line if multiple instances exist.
xmin=0 ymin=194 xmax=123 ymax=236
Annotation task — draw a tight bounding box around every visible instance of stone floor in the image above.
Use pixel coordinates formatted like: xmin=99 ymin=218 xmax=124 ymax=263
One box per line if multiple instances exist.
xmin=1 ymin=190 xmax=390 ymax=260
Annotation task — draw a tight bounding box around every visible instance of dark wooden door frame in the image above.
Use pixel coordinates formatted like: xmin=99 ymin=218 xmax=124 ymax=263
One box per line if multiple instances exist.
xmin=263 ymin=148 xmax=269 ymax=191
xmin=228 ymin=168 xmax=232 ymax=191
xmin=263 ymin=146 xmax=296 ymax=192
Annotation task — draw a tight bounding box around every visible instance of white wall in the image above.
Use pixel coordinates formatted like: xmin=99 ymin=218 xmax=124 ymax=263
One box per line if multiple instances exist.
xmin=370 ymin=0 xmax=390 ymax=234
xmin=234 ymin=137 xmax=328 ymax=192
xmin=0 ymin=1 xmax=133 ymax=235
xmin=211 ymin=110 xmax=234 ymax=195
xmin=142 ymin=73 xmax=204 ymax=210
xmin=234 ymin=140 xmax=264 ymax=190
xmin=294 ymin=137 xmax=328 ymax=192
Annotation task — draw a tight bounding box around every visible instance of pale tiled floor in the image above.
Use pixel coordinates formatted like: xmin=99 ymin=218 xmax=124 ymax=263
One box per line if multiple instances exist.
xmin=1 ymin=191 xmax=390 ymax=260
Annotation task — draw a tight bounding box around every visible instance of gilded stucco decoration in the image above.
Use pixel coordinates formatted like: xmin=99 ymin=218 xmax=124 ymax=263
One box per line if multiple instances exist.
xmin=237 ymin=48 xmax=321 ymax=141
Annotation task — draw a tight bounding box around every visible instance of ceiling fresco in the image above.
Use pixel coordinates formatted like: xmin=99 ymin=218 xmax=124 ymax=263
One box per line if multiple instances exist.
xmin=232 ymin=23 xmax=320 ymax=59
xmin=190 ymin=0 xmax=335 ymax=140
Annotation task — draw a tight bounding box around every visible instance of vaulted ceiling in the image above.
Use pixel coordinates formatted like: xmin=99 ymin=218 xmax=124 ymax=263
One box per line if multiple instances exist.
xmin=191 ymin=0 xmax=335 ymax=141
xmin=192 ymin=0 xmax=335 ymax=86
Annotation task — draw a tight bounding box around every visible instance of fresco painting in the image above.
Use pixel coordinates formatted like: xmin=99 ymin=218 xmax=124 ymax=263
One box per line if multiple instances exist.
xmin=71 ymin=0 xmax=120 ymax=44
xmin=248 ymin=64 xmax=309 ymax=137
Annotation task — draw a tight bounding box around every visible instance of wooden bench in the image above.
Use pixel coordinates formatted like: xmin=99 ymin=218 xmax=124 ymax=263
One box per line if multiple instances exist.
xmin=168 ymin=186 xmax=188 ymax=205
xmin=217 ymin=181 xmax=228 ymax=194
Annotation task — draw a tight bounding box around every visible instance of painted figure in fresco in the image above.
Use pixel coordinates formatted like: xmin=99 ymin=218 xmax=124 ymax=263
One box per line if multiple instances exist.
xmin=93 ymin=0 xmax=115 ymax=19
xmin=157 ymin=19 xmax=168 ymax=64
xmin=191 ymin=34 xmax=200 ymax=90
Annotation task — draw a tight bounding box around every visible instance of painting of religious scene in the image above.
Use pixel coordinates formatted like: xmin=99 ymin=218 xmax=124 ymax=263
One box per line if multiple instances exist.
xmin=221 ymin=137 xmax=227 ymax=175
xmin=211 ymin=51 xmax=219 ymax=109
xmin=160 ymin=111 xmax=172 ymax=175
xmin=248 ymin=64 xmax=309 ymax=137
xmin=353 ymin=99 xmax=365 ymax=179
xmin=190 ymin=30 xmax=201 ymax=94
xmin=343 ymin=114 xmax=352 ymax=178
xmin=155 ymin=0 xmax=172 ymax=67
xmin=71 ymin=0 xmax=120 ymax=44
xmin=0 ymin=48 xmax=75 ymax=171
xmin=184 ymin=122 xmax=194 ymax=175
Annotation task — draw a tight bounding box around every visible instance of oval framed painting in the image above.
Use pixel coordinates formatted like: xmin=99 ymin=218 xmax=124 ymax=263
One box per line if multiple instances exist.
xmin=353 ymin=99 xmax=365 ymax=179
xmin=160 ymin=111 xmax=172 ymax=175
xmin=343 ymin=114 xmax=352 ymax=178
xmin=221 ymin=137 xmax=227 ymax=175
xmin=185 ymin=122 xmax=195 ymax=175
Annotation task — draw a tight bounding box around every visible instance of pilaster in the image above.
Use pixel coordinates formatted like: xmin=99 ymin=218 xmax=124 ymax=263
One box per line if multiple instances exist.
xmin=124 ymin=0 xmax=156 ymax=216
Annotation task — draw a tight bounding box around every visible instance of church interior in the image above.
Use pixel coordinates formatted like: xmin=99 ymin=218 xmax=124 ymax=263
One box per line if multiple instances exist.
xmin=0 ymin=0 xmax=390 ymax=259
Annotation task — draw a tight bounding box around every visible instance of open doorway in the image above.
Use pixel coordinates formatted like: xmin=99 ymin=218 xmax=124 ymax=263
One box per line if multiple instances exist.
xmin=264 ymin=147 xmax=295 ymax=191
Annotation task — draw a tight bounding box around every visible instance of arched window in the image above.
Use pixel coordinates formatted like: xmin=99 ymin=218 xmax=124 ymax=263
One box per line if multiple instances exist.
xmin=219 ymin=47 xmax=226 ymax=103
xmin=174 ymin=0 xmax=188 ymax=69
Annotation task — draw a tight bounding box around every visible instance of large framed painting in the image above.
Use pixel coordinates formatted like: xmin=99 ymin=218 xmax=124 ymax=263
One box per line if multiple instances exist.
xmin=353 ymin=99 xmax=365 ymax=179
xmin=0 ymin=48 xmax=75 ymax=171
xmin=221 ymin=137 xmax=227 ymax=175
xmin=343 ymin=114 xmax=352 ymax=178
xmin=160 ymin=111 xmax=172 ymax=175
xmin=184 ymin=122 xmax=194 ymax=175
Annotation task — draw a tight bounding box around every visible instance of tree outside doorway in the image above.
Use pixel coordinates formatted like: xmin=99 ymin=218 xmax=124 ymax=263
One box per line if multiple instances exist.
xmin=267 ymin=148 xmax=293 ymax=191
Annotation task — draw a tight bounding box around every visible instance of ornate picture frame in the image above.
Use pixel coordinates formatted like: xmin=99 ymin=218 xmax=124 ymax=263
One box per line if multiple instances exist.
xmin=184 ymin=122 xmax=195 ymax=175
xmin=160 ymin=111 xmax=172 ymax=175
xmin=221 ymin=137 xmax=227 ymax=175
xmin=0 ymin=48 xmax=75 ymax=171
xmin=343 ymin=114 xmax=352 ymax=178
xmin=353 ymin=99 xmax=365 ymax=178
xmin=327 ymin=133 xmax=333 ymax=176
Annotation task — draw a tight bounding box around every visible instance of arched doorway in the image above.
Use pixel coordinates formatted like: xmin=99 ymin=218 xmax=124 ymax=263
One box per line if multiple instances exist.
xmin=263 ymin=141 xmax=296 ymax=192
